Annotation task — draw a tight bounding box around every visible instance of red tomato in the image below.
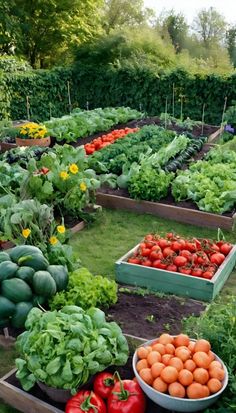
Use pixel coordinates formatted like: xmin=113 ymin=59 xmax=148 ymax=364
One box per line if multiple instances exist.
xmin=173 ymin=256 xmax=188 ymax=267
xmin=210 ymin=253 xmax=225 ymax=266
xmin=191 ymin=268 xmax=203 ymax=277
xmin=185 ymin=242 xmax=196 ymax=252
xmin=202 ymin=271 xmax=214 ymax=279
xmin=65 ymin=390 xmax=106 ymax=413
xmin=171 ymin=239 xmax=185 ymax=251
xmin=150 ymin=245 xmax=161 ymax=252
xmin=158 ymin=238 xmax=170 ymax=249
xmin=178 ymin=266 xmax=192 ymax=275
xmin=141 ymin=248 xmax=151 ymax=257
xmin=196 ymin=252 xmax=209 ymax=265
xmin=145 ymin=234 xmax=153 ymax=241
xmin=166 ymin=264 xmax=178 ymax=272
xmin=141 ymin=259 xmax=152 ymax=267
xmin=93 ymin=372 xmax=116 ymax=399
xmin=163 ymin=247 xmax=176 ymax=258
xmin=128 ymin=258 xmax=141 ymax=265
xmin=158 ymin=261 xmax=168 ymax=269
xmin=150 ymin=250 xmax=163 ymax=261
xmin=152 ymin=259 xmax=162 ymax=268
xmin=166 ymin=232 xmax=174 ymax=239
xmin=107 ymin=379 xmax=146 ymax=413
xmin=180 ymin=250 xmax=192 ymax=260
xmin=220 ymin=243 xmax=232 ymax=256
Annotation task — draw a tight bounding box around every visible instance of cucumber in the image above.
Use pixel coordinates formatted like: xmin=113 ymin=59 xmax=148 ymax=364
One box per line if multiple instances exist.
xmin=9 ymin=246 xmax=43 ymax=263
xmin=18 ymin=254 xmax=49 ymax=271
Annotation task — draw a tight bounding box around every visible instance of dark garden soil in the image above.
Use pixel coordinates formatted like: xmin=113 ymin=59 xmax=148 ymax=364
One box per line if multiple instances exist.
xmin=107 ymin=288 xmax=205 ymax=340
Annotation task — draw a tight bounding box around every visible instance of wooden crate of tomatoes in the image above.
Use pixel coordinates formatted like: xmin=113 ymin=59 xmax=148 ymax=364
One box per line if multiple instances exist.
xmin=115 ymin=233 xmax=236 ymax=301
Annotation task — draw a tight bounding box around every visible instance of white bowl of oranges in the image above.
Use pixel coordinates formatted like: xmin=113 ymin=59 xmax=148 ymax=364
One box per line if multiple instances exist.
xmin=132 ymin=333 xmax=228 ymax=412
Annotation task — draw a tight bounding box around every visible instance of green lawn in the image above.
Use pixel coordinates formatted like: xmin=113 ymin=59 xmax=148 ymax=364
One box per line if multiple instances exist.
xmin=0 ymin=208 xmax=235 ymax=412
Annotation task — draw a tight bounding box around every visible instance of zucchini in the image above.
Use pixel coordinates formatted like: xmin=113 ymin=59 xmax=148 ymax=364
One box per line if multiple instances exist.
xmin=9 ymin=245 xmax=43 ymax=263
xmin=18 ymin=254 xmax=49 ymax=271
xmin=0 ymin=252 xmax=10 ymax=263
xmin=33 ymin=271 xmax=57 ymax=297
xmin=11 ymin=302 xmax=33 ymax=328
xmin=0 ymin=296 xmax=16 ymax=318
xmin=47 ymin=265 xmax=68 ymax=292
xmin=1 ymin=278 xmax=33 ymax=303
xmin=0 ymin=261 xmax=18 ymax=282
xmin=16 ymin=267 xmax=35 ymax=284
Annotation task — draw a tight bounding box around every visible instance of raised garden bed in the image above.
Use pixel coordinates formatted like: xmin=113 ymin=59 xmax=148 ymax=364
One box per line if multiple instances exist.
xmin=96 ymin=190 xmax=236 ymax=231
xmin=115 ymin=245 xmax=236 ymax=301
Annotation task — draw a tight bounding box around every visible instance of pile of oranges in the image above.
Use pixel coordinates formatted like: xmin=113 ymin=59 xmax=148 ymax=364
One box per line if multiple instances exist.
xmin=136 ymin=333 xmax=226 ymax=399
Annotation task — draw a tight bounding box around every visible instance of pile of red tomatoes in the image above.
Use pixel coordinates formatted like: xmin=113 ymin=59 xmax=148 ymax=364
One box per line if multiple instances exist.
xmin=84 ymin=127 xmax=139 ymax=155
xmin=127 ymin=233 xmax=233 ymax=279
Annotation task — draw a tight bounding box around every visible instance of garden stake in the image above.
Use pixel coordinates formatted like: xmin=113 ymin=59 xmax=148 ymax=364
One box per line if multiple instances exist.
xmin=67 ymin=81 xmax=72 ymax=113
xmin=49 ymin=102 xmax=52 ymax=120
xmin=26 ymin=95 xmax=30 ymax=120
xmin=164 ymin=97 xmax=168 ymax=129
xmin=201 ymin=103 xmax=205 ymax=136
xmin=220 ymin=96 xmax=228 ymax=136
xmin=172 ymin=83 xmax=175 ymax=117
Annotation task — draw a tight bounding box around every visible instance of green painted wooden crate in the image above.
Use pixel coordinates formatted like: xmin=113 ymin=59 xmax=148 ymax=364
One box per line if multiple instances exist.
xmin=115 ymin=244 xmax=236 ymax=301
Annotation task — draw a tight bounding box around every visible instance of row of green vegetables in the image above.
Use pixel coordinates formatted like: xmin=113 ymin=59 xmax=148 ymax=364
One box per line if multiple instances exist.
xmin=87 ymin=125 xmax=236 ymax=214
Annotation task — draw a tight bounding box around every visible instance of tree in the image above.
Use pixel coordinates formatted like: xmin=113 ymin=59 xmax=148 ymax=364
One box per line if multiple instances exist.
xmin=226 ymin=26 xmax=236 ymax=67
xmin=192 ymin=7 xmax=226 ymax=48
xmin=0 ymin=1 xmax=19 ymax=54
xmin=1 ymin=0 xmax=103 ymax=68
xmin=158 ymin=10 xmax=188 ymax=53
xmin=102 ymin=0 xmax=155 ymax=33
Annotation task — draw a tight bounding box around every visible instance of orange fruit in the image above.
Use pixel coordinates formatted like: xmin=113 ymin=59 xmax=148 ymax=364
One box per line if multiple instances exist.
xmin=161 ymin=366 xmax=179 ymax=384
xmin=147 ymin=351 xmax=162 ymax=365
xmin=152 ymin=343 xmax=166 ymax=355
xmin=207 ymin=378 xmax=222 ymax=394
xmin=208 ymin=351 xmax=215 ymax=362
xmin=136 ymin=359 xmax=149 ymax=372
xmin=174 ymin=334 xmax=190 ymax=348
xmin=187 ymin=383 xmax=205 ymax=399
xmin=168 ymin=382 xmax=185 ymax=398
xmin=194 ymin=339 xmax=211 ymax=353
xmin=165 ymin=343 xmax=175 ymax=355
xmin=162 ymin=354 xmax=173 ymax=366
xmin=209 ymin=360 xmax=222 ymax=370
xmin=153 ymin=377 xmax=168 ymax=393
xmin=169 ymin=357 xmax=184 ymax=372
xmin=146 ymin=346 xmax=153 ymax=353
xmin=175 ymin=347 xmax=191 ymax=362
xmin=193 ymin=351 xmax=211 ymax=368
xmin=178 ymin=369 xmax=194 ymax=386
xmin=188 ymin=341 xmax=196 ymax=353
xmin=159 ymin=333 xmax=174 ymax=345
xmin=151 ymin=362 xmax=165 ymax=378
xmin=202 ymin=385 xmax=210 ymax=397
xmin=139 ymin=368 xmax=153 ymax=385
xmin=193 ymin=368 xmax=209 ymax=385
xmin=209 ymin=367 xmax=225 ymax=381
xmin=137 ymin=347 xmax=149 ymax=359
xmin=184 ymin=359 xmax=196 ymax=372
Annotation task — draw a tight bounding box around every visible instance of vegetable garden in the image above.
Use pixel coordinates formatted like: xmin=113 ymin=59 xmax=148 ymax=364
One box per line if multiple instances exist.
xmin=0 ymin=102 xmax=236 ymax=413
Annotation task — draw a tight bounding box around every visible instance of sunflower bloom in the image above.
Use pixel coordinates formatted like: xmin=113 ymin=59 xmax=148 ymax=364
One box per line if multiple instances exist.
xmin=49 ymin=236 xmax=58 ymax=245
xmin=80 ymin=182 xmax=87 ymax=192
xmin=60 ymin=171 xmax=69 ymax=180
xmin=69 ymin=164 xmax=79 ymax=174
xmin=22 ymin=228 xmax=31 ymax=238
xmin=57 ymin=225 xmax=66 ymax=234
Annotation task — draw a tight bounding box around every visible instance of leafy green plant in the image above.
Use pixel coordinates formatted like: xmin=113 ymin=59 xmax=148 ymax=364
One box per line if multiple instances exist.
xmin=128 ymin=165 xmax=174 ymax=201
xmin=183 ymin=295 xmax=236 ymax=413
xmin=15 ymin=306 xmax=129 ymax=393
xmin=49 ymin=267 xmax=117 ymax=311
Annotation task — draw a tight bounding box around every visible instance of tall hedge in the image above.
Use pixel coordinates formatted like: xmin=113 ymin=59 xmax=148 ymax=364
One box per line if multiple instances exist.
xmin=1 ymin=64 xmax=236 ymax=125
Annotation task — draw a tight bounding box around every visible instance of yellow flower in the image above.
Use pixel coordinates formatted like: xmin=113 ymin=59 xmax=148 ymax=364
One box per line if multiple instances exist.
xmin=57 ymin=225 xmax=65 ymax=234
xmin=69 ymin=164 xmax=79 ymax=174
xmin=80 ymin=182 xmax=87 ymax=192
xmin=49 ymin=236 xmax=58 ymax=245
xmin=22 ymin=228 xmax=31 ymax=238
xmin=60 ymin=171 xmax=69 ymax=180
xmin=20 ymin=129 xmax=27 ymax=135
